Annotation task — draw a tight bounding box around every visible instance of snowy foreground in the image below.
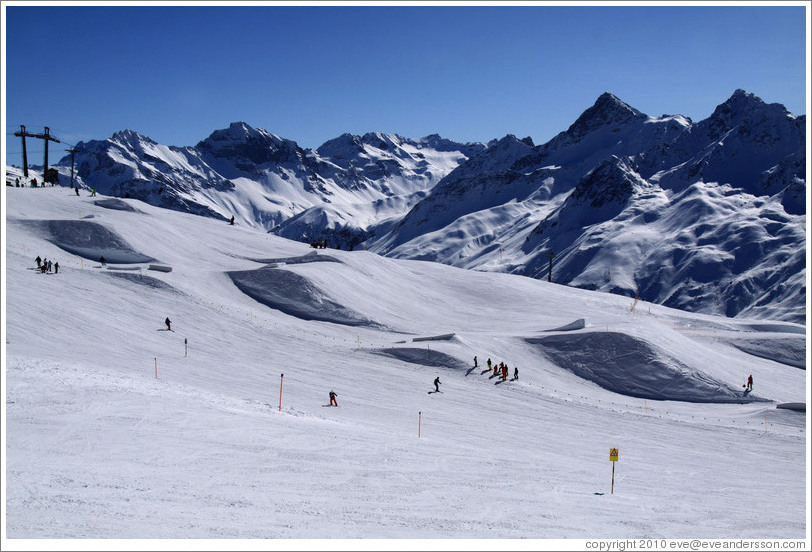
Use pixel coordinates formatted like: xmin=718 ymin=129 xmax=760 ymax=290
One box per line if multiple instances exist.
xmin=2 ymin=185 xmax=809 ymax=548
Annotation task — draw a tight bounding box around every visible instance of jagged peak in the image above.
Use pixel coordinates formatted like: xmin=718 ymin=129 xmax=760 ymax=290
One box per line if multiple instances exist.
xmin=712 ymin=89 xmax=766 ymax=117
xmin=111 ymin=129 xmax=155 ymax=146
xmin=703 ymin=89 xmax=795 ymax=140
xmin=196 ymin=122 xmax=290 ymax=153
xmin=565 ymin=92 xmax=645 ymax=139
xmin=218 ymin=121 xmax=276 ymax=141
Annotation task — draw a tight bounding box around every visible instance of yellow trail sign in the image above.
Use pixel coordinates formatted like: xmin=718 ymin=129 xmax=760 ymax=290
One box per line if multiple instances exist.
xmin=609 ymin=447 xmax=619 ymax=494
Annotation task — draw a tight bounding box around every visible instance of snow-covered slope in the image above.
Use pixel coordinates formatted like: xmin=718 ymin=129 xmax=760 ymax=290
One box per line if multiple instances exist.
xmin=3 ymin=186 xmax=807 ymax=540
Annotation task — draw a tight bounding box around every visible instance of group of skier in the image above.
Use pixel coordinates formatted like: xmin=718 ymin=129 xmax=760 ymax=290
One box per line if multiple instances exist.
xmin=477 ymin=356 xmax=518 ymax=382
xmin=34 ymin=255 xmax=59 ymax=274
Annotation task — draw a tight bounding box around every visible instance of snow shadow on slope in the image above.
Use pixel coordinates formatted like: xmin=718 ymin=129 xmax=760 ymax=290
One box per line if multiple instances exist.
xmin=242 ymin=251 xmax=342 ymax=266
xmin=93 ymin=199 xmax=141 ymax=212
xmin=104 ymin=271 xmax=176 ymax=292
xmin=727 ymin=338 xmax=806 ymax=369
xmin=544 ymin=318 xmax=587 ymax=332
xmin=526 ymin=331 xmax=770 ymax=403
xmin=371 ymin=347 xmax=469 ymax=371
xmin=27 ymin=220 xmax=155 ymax=264
xmin=228 ymin=266 xmax=382 ymax=328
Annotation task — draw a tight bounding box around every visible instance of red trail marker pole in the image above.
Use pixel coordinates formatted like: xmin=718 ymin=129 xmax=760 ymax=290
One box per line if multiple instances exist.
xmin=278 ymin=373 xmax=284 ymax=412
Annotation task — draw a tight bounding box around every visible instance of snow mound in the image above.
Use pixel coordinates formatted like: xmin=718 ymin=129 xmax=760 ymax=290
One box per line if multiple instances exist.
xmin=526 ymin=331 xmax=770 ymax=403
xmin=228 ymin=266 xmax=381 ymax=327
xmin=727 ymin=337 xmax=806 ymax=369
xmin=243 ymin=251 xmax=342 ymax=266
xmin=544 ymin=318 xmax=587 ymax=332
xmin=412 ymin=333 xmax=456 ymax=342
xmin=371 ymin=347 xmax=469 ymax=371
xmin=738 ymin=322 xmax=806 ymax=335
xmin=26 ymin=219 xmax=155 ymax=264
xmin=104 ymin=271 xmax=176 ymax=292
xmin=93 ymin=198 xmax=140 ymax=212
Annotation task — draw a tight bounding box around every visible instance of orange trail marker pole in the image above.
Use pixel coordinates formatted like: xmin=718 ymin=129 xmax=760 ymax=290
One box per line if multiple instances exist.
xmin=278 ymin=373 xmax=284 ymax=412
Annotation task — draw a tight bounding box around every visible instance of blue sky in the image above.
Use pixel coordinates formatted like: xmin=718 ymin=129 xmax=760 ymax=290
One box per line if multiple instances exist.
xmin=3 ymin=2 xmax=808 ymax=166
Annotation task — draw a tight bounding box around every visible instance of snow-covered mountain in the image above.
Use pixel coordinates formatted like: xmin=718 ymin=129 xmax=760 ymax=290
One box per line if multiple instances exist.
xmin=13 ymin=89 xmax=806 ymax=324
xmin=48 ymin=123 xmax=485 ymax=249
xmin=374 ymin=91 xmax=806 ymax=323
xmin=3 ymin=186 xmax=807 ymax=540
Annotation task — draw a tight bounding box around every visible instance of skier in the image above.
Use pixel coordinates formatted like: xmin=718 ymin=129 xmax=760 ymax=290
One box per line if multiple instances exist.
xmin=329 ymin=390 xmax=338 ymax=407
xmin=99 ymin=255 xmax=106 ymax=266
xmin=165 ymin=317 xmax=172 ymax=331
xmin=75 ymin=187 xmax=79 ymax=196
xmin=36 ymin=255 xmax=42 ymax=269
xmin=54 ymin=262 xmax=59 ymax=274
xmin=747 ymin=374 xmax=753 ymax=391
xmin=434 ymin=377 xmax=441 ymax=393
xmin=41 ymin=258 xmax=48 ymax=273
xmin=47 ymin=260 xmax=52 ymax=273
xmin=487 ymin=358 xmax=492 ymax=371
xmin=474 ymin=356 xmax=478 ymax=368
xmin=230 ymin=215 xmax=235 ymax=225
xmin=513 ymin=367 xmax=518 ymax=381
xmin=501 ymin=365 xmax=507 ymax=381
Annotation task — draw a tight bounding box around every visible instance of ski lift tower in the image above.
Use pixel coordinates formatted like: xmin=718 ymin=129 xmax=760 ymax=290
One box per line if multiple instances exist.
xmin=13 ymin=125 xmax=61 ymax=182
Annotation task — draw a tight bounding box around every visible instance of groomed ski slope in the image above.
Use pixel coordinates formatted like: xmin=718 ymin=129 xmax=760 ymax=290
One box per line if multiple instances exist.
xmin=3 ymin=185 xmax=808 ymax=543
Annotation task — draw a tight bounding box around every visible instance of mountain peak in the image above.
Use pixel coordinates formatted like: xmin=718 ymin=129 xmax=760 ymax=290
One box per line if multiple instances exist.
xmin=713 ymin=89 xmax=765 ymax=116
xmin=196 ymin=122 xmax=300 ymax=166
xmin=703 ymin=89 xmax=795 ymax=142
xmin=111 ymin=129 xmax=155 ymax=146
xmin=565 ymin=92 xmax=645 ymax=140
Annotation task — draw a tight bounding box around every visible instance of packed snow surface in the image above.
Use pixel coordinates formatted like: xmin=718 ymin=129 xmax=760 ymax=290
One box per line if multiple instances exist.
xmin=2 ymin=186 xmax=808 ymax=544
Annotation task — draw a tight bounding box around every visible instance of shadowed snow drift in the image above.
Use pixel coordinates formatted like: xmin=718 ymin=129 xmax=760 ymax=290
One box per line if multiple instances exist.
xmin=527 ymin=331 xmax=770 ymax=403
xmin=93 ymin=198 xmax=141 ymax=212
xmin=242 ymin=250 xmax=342 ymax=266
xmin=104 ymin=270 xmax=176 ymax=291
xmin=727 ymin=337 xmax=806 ymax=369
xmin=25 ymin=219 xmax=155 ymax=264
xmin=371 ymin=347 xmax=469 ymax=371
xmin=228 ymin=265 xmax=382 ymax=327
